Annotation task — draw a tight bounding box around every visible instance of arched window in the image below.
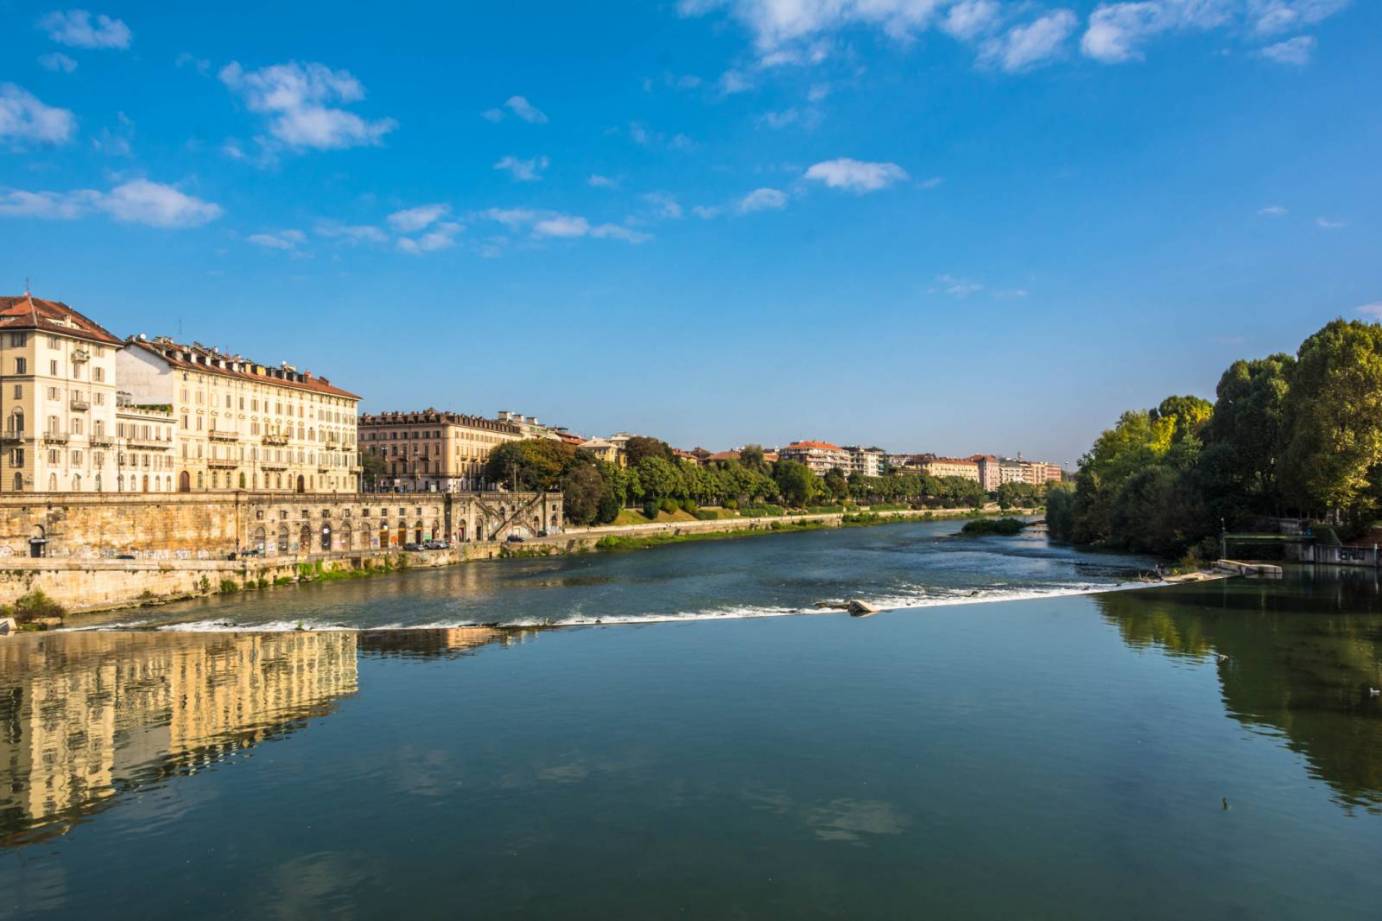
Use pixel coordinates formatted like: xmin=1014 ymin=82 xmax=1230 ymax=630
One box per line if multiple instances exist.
xmin=277 ymin=523 xmax=289 ymax=553
xmin=72 ymin=474 xmax=81 ymax=491
xmin=196 ymin=472 xmax=204 ymax=490
xmin=253 ymin=526 xmax=266 ymax=553
xmin=7 ymin=410 xmax=22 ymax=435
xmin=300 ymin=523 xmax=312 ymax=552
xmin=13 ymin=473 xmax=22 ymax=491
xmin=179 ymin=471 xmax=191 ymax=492
xmin=94 ymin=474 xmax=102 ymax=493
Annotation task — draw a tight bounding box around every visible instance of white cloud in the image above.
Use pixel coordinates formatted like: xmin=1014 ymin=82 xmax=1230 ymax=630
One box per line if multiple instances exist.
xmin=38 ymin=52 xmax=78 ymax=73
xmin=981 ymin=9 xmax=1078 ymax=72
xmin=248 ymin=229 xmax=307 ymax=250
xmin=38 ymin=9 xmax=132 ymax=49
xmin=479 ymin=208 xmax=650 ymax=244
xmin=1356 ymin=302 xmax=1382 ymax=319
xmin=96 ymin=179 xmax=222 ymax=227
xmin=677 ymin=0 xmax=949 ymax=53
xmin=1258 ymin=34 xmax=1315 ymax=64
xmin=719 ymin=69 xmax=753 ymax=94
xmin=505 ymin=95 xmax=548 ymax=124
xmin=804 ymin=157 xmax=909 ymax=192
xmin=176 ymin=52 xmax=212 ymax=75
xmin=1257 ymin=204 xmax=1288 ymax=216
xmin=628 ymin=122 xmax=696 ymax=151
xmin=2 ymin=179 xmax=221 ymax=228
xmin=588 ymin=174 xmax=618 ymax=188
xmin=932 ymin=273 xmax=984 ymax=297
xmin=738 ymin=187 xmax=788 ymax=213
xmin=481 ymin=108 xmax=504 ymax=123
xmin=757 ymin=107 xmax=822 ymax=129
xmin=219 ymin=61 xmax=396 ymax=151
xmin=919 ymin=176 xmax=944 ymax=189
xmin=397 ymin=222 xmax=462 ymax=254
xmin=1315 ymin=216 xmax=1346 ymax=229
xmin=692 ymin=204 xmax=723 ymax=219
xmin=493 ymin=154 xmax=549 ymax=182
xmin=642 ymin=192 xmax=683 ymax=220
xmin=942 ymin=0 xmax=1001 ymax=40
xmin=0 ymin=84 xmax=77 ymax=146
xmin=1250 ymin=0 xmax=1350 ymax=36
xmin=387 ymin=203 xmax=449 ymax=233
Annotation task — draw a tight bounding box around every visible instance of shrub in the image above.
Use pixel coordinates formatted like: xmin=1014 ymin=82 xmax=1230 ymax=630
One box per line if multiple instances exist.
xmin=659 ymin=498 xmax=680 ymax=515
xmin=196 ymin=575 xmax=212 ymax=594
xmin=643 ymin=501 xmax=660 ymax=519
xmin=724 ymin=498 xmax=739 ymax=510
xmin=680 ymin=499 xmax=698 ymax=513
xmin=219 ymin=579 xmax=240 ymax=594
xmin=960 ymin=518 xmax=1027 ymax=536
xmin=7 ymin=589 xmax=65 ymax=624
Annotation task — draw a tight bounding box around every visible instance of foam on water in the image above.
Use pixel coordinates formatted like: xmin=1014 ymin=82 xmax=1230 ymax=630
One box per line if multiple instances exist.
xmin=101 ymin=578 xmax=1172 ymax=634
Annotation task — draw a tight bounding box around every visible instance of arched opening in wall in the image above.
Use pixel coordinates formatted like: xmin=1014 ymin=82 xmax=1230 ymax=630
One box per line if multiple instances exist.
xmin=71 ymin=474 xmax=81 ymax=491
xmin=340 ymin=522 xmax=352 ymax=550
xmin=476 ymin=518 xmax=487 ymax=542
xmin=300 ymin=523 xmax=312 ymax=553
xmin=430 ymin=518 xmax=440 ymax=541
xmin=296 ymin=475 xmax=305 ymax=494
xmin=277 ymin=523 xmax=289 ymax=554
xmin=29 ymin=525 xmax=46 ymax=558
xmin=196 ymin=472 xmax=204 ymax=490
xmin=254 ymin=526 xmax=266 ymax=554
xmin=456 ymin=520 xmax=466 ymax=543
xmin=13 ymin=473 xmax=23 ymax=491
xmin=415 ymin=521 xmax=424 ymax=544
xmin=396 ymin=524 xmax=406 ymax=547
xmin=239 ymin=473 xmax=247 ymax=490
xmin=320 ymin=524 xmax=333 ymax=552
xmin=47 ymin=474 xmax=57 ymax=492
xmin=179 ymin=471 xmax=191 ymax=492
xmin=378 ymin=523 xmax=388 ymax=549
xmin=143 ymin=474 xmax=149 ymax=492
xmin=94 ymin=474 xmax=102 ymax=493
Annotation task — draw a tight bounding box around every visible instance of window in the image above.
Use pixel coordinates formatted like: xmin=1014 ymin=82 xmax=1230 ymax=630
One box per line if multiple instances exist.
xmin=49 ymin=360 xmax=58 ymax=375
xmin=8 ymin=333 xmax=26 ymax=347
xmin=72 ymin=450 xmax=83 ymax=465
xmin=11 ymin=385 xmax=20 ymax=399
xmin=14 ymin=358 xmax=25 ymax=374
xmin=11 ymin=448 xmax=23 ymax=466
xmin=47 ymin=387 xmax=59 ymax=401
xmin=93 ymin=367 xmax=105 ymax=382
xmin=47 ymin=336 xmax=59 ymax=349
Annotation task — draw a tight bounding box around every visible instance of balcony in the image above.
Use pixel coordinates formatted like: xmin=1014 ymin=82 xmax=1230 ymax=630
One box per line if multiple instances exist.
xmin=207 ymin=457 xmax=240 ymax=469
xmin=262 ymin=433 xmax=290 ymax=446
xmin=128 ymin=437 xmax=169 ymax=450
xmin=0 ymin=430 xmax=23 ymax=445
xmin=71 ymin=348 xmax=89 ymax=363
xmin=90 ymin=435 xmax=114 ymax=448
xmin=209 ymin=429 xmax=240 ymax=442
xmin=69 ymin=397 xmax=90 ymax=412
xmin=42 ymin=431 xmax=69 ymax=444
xmin=260 ymin=462 xmax=288 ymax=471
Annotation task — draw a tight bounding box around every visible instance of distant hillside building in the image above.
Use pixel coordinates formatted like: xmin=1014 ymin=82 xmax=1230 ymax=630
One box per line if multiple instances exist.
xmin=843 ymin=445 xmax=886 ymax=478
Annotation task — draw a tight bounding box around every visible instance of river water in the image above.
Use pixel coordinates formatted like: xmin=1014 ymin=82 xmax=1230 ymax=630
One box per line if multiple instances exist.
xmin=2 ymin=519 xmax=1380 ymax=919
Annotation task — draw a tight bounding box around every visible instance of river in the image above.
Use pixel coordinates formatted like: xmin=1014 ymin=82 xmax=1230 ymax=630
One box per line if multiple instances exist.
xmin=2 ymin=519 xmax=1380 ymax=919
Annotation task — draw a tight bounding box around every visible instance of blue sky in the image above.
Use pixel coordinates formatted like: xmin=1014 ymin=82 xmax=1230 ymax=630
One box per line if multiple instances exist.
xmin=2 ymin=1 xmax=1378 ymax=465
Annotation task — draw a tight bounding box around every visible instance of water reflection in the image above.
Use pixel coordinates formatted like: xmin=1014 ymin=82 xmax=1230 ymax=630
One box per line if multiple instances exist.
xmin=358 ymin=626 xmax=541 ymax=659
xmin=1097 ymin=569 xmax=1382 ymax=812
xmin=0 ymin=631 xmax=359 ymax=846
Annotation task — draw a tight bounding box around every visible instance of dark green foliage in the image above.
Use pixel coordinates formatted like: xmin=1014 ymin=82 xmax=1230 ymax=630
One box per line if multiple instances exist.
xmin=960 ymin=518 xmax=1027 ymax=536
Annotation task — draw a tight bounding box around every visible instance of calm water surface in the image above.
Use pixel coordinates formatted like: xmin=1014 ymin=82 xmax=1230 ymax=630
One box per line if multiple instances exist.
xmin=2 ymin=520 xmax=1380 ymax=919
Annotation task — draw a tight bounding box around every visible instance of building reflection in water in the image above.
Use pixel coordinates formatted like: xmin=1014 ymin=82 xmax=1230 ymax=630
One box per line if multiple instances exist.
xmin=358 ymin=626 xmax=540 ymax=660
xmin=0 ymin=631 xmax=358 ymax=846
xmin=1096 ymin=570 xmax=1382 ymax=813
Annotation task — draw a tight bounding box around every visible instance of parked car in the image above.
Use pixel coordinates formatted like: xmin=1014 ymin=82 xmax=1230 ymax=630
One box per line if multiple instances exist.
xmin=506 ymin=534 xmax=526 ymax=543
xmin=423 ymin=539 xmax=450 ymax=550
xmin=403 ymin=542 xmax=422 ymax=551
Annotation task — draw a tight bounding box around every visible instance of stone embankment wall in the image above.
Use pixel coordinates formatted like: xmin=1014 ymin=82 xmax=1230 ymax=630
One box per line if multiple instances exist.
xmin=2 ymin=504 xmax=1032 ymax=616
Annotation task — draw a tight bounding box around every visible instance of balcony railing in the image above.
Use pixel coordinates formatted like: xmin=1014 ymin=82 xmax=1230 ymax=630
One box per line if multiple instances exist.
xmin=42 ymin=431 xmax=69 ymax=444
xmin=0 ymin=430 xmax=23 ymax=444
xmin=69 ymin=397 xmax=90 ymax=412
xmin=262 ymin=433 xmax=290 ymax=446
xmin=127 ymin=437 xmax=169 ymax=449
xmin=207 ymin=457 xmax=240 ymax=469
xmin=208 ymin=429 xmax=239 ymax=442
xmin=71 ymin=348 xmax=89 ymax=363
xmin=90 ymin=435 xmax=114 ymax=447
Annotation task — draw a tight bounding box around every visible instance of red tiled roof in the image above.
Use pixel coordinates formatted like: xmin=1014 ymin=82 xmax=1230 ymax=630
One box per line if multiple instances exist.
xmin=0 ymin=294 xmax=122 ymax=346
xmin=783 ymin=440 xmax=844 ymax=452
xmin=127 ymin=338 xmax=360 ymax=400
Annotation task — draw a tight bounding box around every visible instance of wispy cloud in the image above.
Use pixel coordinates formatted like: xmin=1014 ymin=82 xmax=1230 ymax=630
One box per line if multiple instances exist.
xmin=483 ymin=95 xmax=549 ymax=124
xmin=642 ymin=192 xmax=684 ymax=220
xmin=315 ymin=221 xmax=388 ymax=244
xmin=0 ymin=84 xmax=77 ymax=147
xmin=1356 ymin=302 xmax=1382 ymax=319
xmin=476 ymin=208 xmax=650 ymax=244
xmin=1258 ymin=204 xmax=1288 ymax=217
xmin=931 ymin=273 xmax=984 ymax=297
xmin=0 ymin=179 xmax=222 ymax=228
xmin=588 ymin=174 xmax=619 ymax=189
xmin=397 ymin=222 xmax=461 ymax=254
xmin=38 ymin=52 xmax=78 ymax=73
xmin=387 ymin=203 xmax=450 ymax=233
xmin=38 ymin=9 xmax=132 ymax=49
xmin=92 ymin=111 xmax=134 ymax=156
xmin=628 ymin=122 xmax=696 ymax=151
xmin=247 ymin=229 xmax=307 ymax=251
xmin=219 ymin=61 xmax=397 ymax=154
xmin=1316 ymin=216 xmax=1346 ymax=229
xmin=1258 ymin=35 xmax=1315 ymax=65
xmin=738 ymin=187 xmax=788 ymax=213
xmin=981 ymin=10 xmax=1078 ymax=72
xmin=804 ymin=158 xmax=908 ymax=193
xmin=493 ymin=154 xmax=549 ymax=182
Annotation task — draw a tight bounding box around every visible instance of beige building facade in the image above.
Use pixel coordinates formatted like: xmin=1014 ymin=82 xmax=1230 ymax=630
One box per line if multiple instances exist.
xmin=360 ymin=409 xmax=523 ymax=492
xmin=118 ymin=337 xmax=360 ymax=494
xmin=779 ymin=440 xmax=851 ymax=476
xmin=0 ymin=296 xmax=123 ymax=495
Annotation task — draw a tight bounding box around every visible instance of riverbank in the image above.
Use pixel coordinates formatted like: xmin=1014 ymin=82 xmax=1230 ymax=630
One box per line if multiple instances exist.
xmin=4 ymin=505 xmax=1039 ymax=622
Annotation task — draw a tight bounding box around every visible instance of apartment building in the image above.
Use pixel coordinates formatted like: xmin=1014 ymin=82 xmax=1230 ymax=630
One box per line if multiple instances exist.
xmin=778 ymin=440 xmax=851 ymax=476
xmin=118 ymin=337 xmax=360 ymax=494
xmin=359 ymin=409 xmax=523 ymax=492
xmin=844 ymin=445 xmax=886 ymax=478
xmin=0 ymin=295 xmax=122 ymax=494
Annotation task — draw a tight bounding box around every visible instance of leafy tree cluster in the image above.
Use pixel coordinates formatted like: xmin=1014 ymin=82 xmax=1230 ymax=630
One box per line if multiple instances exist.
xmin=1053 ymin=319 xmax=1382 ymax=556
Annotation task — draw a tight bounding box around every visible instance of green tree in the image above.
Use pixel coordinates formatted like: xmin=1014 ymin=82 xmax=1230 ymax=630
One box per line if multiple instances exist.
xmin=484 ymin=439 xmax=577 ymax=491
xmin=360 ymin=450 xmax=389 ymax=490
xmin=635 ymin=455 xmax=683 ymax=501
xmin=823 ymin=468 xmax=849 ymax=502
xmin=625 ymin=435 xmax=674 ymax=467
xmin=561 ymin=464 xmax=609 ymax=526
xmin=1280 ymin=320 xmax=1382 ymax=518
xmin=1199 ymin=353 xmax=1294 ymax=519
xmin=773 ymin=459 xmax=818 ymax=507
xmin=739 ymin=444 xmax=767 ymax=472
